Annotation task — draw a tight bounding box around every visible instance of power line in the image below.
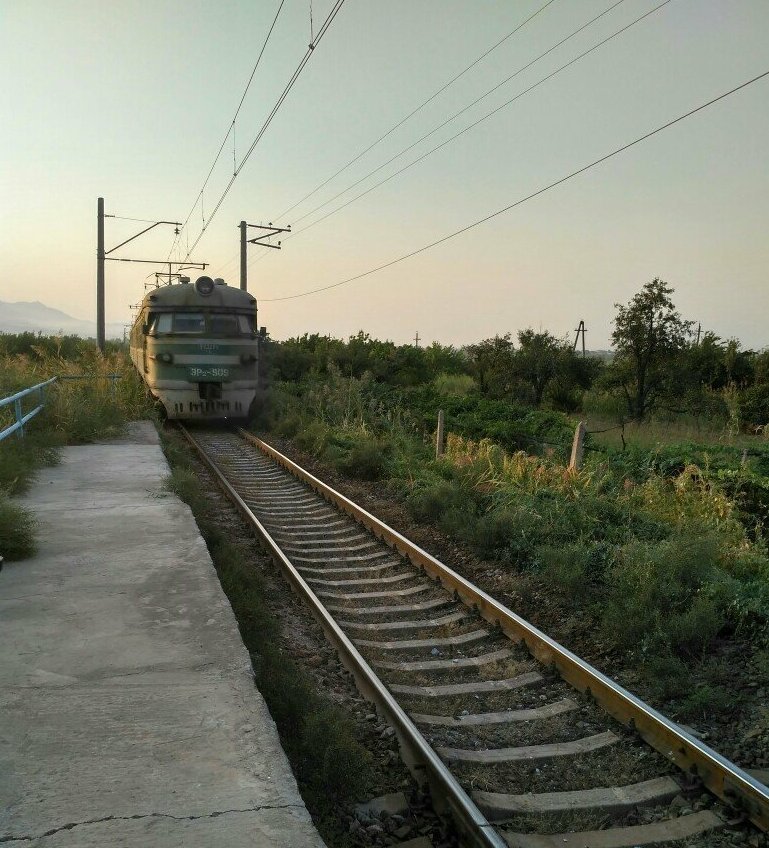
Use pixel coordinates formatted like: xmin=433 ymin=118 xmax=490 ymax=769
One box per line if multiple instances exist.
xmin=247 ymin=0 xmax=655 ymax=271
xmin=167 ymin=0 xmax=287 ymax=261
xmin=264 ymin=0 xmax=664 ymax=255
xmin=261 ymin=68 xmax=769 ymax=303
xmin=223 ymin=0 xmax=600 ymax=279
xmin=183 ymin=0 xmax=346 ymax=261
xmin=290 ymin=0 xmax=629 ymax=231
xmin=274 ymin=0 xmax=559 ymax=222
xmin=214 ymin=0 xmax=560 ymax=281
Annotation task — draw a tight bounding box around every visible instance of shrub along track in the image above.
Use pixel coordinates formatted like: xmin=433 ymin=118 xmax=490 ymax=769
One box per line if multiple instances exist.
xmin=179 ymin=425 xmax=769 ymax=848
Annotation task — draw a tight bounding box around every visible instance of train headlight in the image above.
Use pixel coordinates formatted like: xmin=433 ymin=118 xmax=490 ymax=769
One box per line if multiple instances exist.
xmin=195 ymin=276 xmax=215 ymax=296
xmin=157 ymin=352 xmax=174 ymax=364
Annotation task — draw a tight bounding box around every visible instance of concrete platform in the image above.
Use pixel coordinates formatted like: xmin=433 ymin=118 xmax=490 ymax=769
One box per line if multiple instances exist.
xmin=0 ymin=422 xmax=326 ymax=847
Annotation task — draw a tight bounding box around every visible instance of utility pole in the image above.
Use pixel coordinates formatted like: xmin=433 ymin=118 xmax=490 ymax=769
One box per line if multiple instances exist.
xmin=573 ymin=320 xmax=586 ymax=358
xmin=238 ymin=220 xmax=291 ymax=327
xmin=96 ymin=197 xmax=194 ymax=351
xmin=414 ymin=331 xmax=420 ymax=348
xmin=239 ymin=221 xmax=291 ymax=293
xmin=239 ymin=221 xmax=248 ymax=291
xmin=96 ymin=198 xmax=105 ymax=352
xmin=696 ymin=322 xmax=702 ymax=345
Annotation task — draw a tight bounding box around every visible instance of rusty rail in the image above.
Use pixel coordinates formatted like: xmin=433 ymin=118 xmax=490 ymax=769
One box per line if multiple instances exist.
xmin=240 ymin=429 xmax=769 ymax=833
xmin=178 ymin=424 xmax=507 ymax=848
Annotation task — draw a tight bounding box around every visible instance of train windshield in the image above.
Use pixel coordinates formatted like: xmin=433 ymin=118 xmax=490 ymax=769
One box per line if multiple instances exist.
xmin=173 ymin=313 xmax=206 ymax=334
xmin=237 ymin=315 xmax=256 ymax=334
xmin=209 ymin=314 xmax=239 ymax=334
xmin=147 ymin=314 xmax=172 ymax=333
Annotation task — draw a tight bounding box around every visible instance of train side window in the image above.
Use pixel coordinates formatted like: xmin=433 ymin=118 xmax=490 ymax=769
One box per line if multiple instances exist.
xmin=210 ymin=314 xmax=238 ymax=334
xmin=173 ymin=313 xmax=205 ymax=334
xmin=237 ymin=315 xmax=256 ymax=334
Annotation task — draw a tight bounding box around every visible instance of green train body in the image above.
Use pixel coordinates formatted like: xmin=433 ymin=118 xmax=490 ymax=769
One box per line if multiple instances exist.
xmin=129 ymin=276 xmax=262 ymax=420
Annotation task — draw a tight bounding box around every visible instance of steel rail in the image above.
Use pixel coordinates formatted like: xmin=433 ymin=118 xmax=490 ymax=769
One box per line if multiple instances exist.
xmin=239 ymin=429 xmax=769 ymax=832
xmin=178 ymin=424 xmax=507 ymax=848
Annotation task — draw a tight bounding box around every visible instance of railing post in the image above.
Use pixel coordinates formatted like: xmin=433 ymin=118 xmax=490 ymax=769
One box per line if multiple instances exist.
xmin=14 ymin=398 xmax=24 ymax=438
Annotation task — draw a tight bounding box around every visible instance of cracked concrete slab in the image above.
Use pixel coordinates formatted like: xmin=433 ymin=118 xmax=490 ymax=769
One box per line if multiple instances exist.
xmin=0 ymin=422 xmax=326 ymax=846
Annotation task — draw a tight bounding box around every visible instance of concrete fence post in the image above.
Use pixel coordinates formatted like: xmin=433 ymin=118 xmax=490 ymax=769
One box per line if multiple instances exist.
xmin=569 ymin=421 xmax=586 ymax=472
xmin=436 ymin=409 xmax=445 ymax=459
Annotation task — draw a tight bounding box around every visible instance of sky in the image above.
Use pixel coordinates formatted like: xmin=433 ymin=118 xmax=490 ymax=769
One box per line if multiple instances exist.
xmin=2 ymin=0 xmax=768 ymax=349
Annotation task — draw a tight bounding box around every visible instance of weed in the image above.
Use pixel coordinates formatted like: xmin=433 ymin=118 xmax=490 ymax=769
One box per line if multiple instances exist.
xmin=675 ymin=683 xmax=733 ymax=721
xmin=294 ymin=420 xmax=331 ymax=455
xmin=0 ymin=492 xmax=36 ymax=560
xmin=164 ymin=468 xmax=206 ymax=512
xmin=534 ymin=543 xmax=602 ymax=600
xmin=335 ymin=436 xmax=390 ymax=480
xmin=0 ymin=433 xmax=60 ymax=493
xmin=432 ymin=373 xmax=475 ymax=396
xmin=641 ymin=654 xmax=693 ymax=701
xmin=601 ymin=534 xmax=725 ymax=657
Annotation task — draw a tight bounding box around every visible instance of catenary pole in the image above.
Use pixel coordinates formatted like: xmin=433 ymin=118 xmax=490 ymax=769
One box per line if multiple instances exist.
xmin=96 ymin=197 xmax=105 ymax=352
xmin=239 ymin=220 xmax=248 ymax=291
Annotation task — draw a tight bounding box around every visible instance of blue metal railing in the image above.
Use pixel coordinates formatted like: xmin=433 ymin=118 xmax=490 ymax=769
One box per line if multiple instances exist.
xmin=0 ymin=378 xmax=58 ymax=442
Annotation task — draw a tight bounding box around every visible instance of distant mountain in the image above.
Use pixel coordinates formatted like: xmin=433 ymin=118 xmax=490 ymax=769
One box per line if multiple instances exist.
xmin=0 ymin=301 xmax=124 ymax=339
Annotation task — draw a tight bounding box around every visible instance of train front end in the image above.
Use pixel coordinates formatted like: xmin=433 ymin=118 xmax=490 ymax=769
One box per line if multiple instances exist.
xmin=130 ymin=276 xmax=261 ymax=420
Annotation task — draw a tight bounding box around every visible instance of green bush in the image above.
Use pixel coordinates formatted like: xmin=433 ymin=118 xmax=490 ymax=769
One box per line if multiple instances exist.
xmin=272 ymin=411 xmax=303 ymax=439
xmin=334 ymin=437 xmax=389 ymax=480
xmin=535 ymin=543 xmax=600 ymax=600
xmin=641 ymin=654 xmax=693 ymax=701
xmin=294 ymin=420 xmax=331 ymax=455
xmin=601 ymin=534 xmax=724 ymax=657
xmin=407 ymin=480 xmax=476 ymax=525
xmin=738 ymin=384 xmax=769 ymax=429
xmin=0 ymin=493 xmax=36 ymax=560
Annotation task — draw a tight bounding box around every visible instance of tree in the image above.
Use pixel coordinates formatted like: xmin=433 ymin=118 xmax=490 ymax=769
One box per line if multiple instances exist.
xmin=465 ymin=334 xmax=514 ymax=395
xmin=511 ymin=329 xmax=565 ymax=406
xmin=610 ymin=278 xmax=693 ymax=420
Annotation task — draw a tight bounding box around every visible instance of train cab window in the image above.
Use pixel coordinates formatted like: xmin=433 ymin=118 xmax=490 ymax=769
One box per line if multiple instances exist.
xmin=173 ymin=313 xmax=205 ymax=334
xmin=209 ymin=314 xmax=239 ymax=335
xmin=237 ymin=315 xmax=256 ymax=335
xmin=148 ymin=314 xmax=172 ymax=334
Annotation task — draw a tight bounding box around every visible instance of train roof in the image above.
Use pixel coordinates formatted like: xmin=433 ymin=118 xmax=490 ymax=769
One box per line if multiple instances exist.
xmin=139 ymin=279 xmax=256 ymax=310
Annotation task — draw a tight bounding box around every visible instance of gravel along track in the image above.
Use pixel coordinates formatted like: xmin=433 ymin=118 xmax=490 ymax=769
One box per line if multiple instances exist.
xmin=185 ymin=428 xmax=769 ymax=848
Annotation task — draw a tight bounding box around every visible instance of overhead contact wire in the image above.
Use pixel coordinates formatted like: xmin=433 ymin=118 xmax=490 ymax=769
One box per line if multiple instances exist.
xmin=275 ymin=0 xmax=559 ymax=221
xmin=167 ymin=0 xmax=287 ymax=261
xmin=246 ymin=0 xmax=658 ymax=271
xmin=268 ymin=0 xmax=664 ymax=256
xmin=183 ymin=0 xmax=346 ymax=260
xmin=261 ymin=69 xmax=769 ymax=302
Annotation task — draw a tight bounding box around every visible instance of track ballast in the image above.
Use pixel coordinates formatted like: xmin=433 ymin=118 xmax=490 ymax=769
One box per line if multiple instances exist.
xmin=180 ymin=426 xmax=769 ymax=848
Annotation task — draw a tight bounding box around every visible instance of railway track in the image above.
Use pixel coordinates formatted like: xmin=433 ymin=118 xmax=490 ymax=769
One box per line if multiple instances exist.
xmin=179 ymin=425 xmax=769 ymax=848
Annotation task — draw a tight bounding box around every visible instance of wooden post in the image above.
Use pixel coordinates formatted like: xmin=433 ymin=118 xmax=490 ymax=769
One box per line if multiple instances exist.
xmin=436 ymin=409 xmax=445 ymax=458
xmin=569 ymin=421 xmax=586 ymax=472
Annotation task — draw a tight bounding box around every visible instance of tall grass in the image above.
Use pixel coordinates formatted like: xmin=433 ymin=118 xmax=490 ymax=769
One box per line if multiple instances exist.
xmin=263 ymin=378 xmax=769 ymax=716
xmin=0 ymin=336 xmax=156 ymax=560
